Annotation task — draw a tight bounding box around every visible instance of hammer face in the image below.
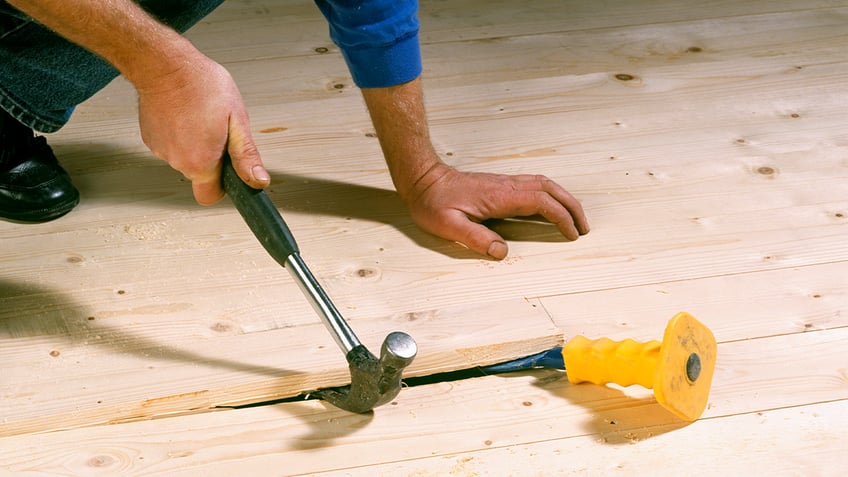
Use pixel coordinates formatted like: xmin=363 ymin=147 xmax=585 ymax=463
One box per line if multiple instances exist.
xmin=315 ymin=332 xmax=417 ymax=413
xmin=380 ymin=331 xmax=418 ymax=370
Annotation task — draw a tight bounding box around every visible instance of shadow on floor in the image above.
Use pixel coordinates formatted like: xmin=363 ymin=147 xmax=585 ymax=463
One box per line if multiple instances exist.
xmin=53 ymin=141 xmax=573 ymax=260
xmin=0 ymin=278 xmax=363 ymax=442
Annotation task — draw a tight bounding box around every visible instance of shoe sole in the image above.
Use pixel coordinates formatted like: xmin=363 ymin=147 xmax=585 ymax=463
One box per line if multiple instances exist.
xmin=0 ymin=192 xmax=80 ymax=223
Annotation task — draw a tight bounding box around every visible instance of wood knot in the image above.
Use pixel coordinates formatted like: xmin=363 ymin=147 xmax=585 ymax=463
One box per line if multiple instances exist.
xmin=66 ymin=254 xmax=84 ymax=264
xmin=87 ymin=455 xmax=116 ymax=468
xmin=356 ymin=268 xmax=377 ymax=278
xmin=398 ymin=310 xmax=434 ymax=322
xmin=210 ymin=322 xmax=232 ymax=333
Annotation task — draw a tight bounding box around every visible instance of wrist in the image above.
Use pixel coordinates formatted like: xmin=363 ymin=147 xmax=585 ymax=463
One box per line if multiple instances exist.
xmin=391 ymin=151 xmax=452 ymax=205
xmin=122 ymin=35 xmax=203 ymax=94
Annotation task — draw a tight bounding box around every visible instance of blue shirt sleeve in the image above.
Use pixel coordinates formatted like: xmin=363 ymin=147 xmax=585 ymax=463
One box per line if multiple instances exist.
xmin=314 ymin=0 xmax=422 ymax=88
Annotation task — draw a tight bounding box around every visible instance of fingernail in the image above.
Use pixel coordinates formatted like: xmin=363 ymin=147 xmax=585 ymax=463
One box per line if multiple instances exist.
xmin=487 ymin=241 xmax=508 ymax=260
xmin=252 ymin=165 xmax=270 ymax=183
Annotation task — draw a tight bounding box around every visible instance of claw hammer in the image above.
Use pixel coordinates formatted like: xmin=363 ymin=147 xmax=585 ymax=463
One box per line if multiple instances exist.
xmin=221 ymin=155 xmax=417 ymax=413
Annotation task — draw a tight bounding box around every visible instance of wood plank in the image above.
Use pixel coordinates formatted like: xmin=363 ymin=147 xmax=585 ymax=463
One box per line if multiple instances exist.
xmin=76 ymin=4 xmax=848 ymax=113
xmin=540 ymin=262 xmax=848 ymax=343
xmin=2 ymin=2 xmax=847 ymax=475
xmin=0 ymin=298 xmax=562 ymax=438
xmin=2 ymin=3 xmax=844 ymax=445
xmin=1 ymin=329 xmax=844 ymax=475
xmin=189 ymin=0 xmax=848 ymax=63
xmin=327 ymin=401 xmax=848 ymax=477
xmin=27 ymin=66 xmax=848 ymax=324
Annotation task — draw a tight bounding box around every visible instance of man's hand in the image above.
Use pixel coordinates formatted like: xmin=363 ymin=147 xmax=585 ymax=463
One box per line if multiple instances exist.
xmin=404 ymin=162 xmax=589 ymax=259
xmin=137 ymin=57 xmax=269 ymax=205
xmin=8 ymin=0 xmax=270 ymax=205
xmin=361 ymin=78 xmax=589 ymax=259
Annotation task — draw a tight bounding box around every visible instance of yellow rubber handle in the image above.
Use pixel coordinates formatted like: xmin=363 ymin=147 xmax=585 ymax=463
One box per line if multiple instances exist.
xmin=561 ymin=312 xmax=717 ymax=421
xmin=563 ymin=336 xmax=661 ymax=388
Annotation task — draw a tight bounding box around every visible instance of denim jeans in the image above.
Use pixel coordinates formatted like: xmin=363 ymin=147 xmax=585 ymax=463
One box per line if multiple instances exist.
xmin=0 ymin=0 xmax=224 ymax=133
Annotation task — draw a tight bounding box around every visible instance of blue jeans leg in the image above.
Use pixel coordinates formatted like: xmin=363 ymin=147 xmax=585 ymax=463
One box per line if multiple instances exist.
xmin=0 ymin=0 xmax=225 ymax=133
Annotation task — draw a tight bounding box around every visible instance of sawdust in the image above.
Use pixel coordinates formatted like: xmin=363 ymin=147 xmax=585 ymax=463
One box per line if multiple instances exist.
xmin=123 ymin=222 xmax=168 ymax=241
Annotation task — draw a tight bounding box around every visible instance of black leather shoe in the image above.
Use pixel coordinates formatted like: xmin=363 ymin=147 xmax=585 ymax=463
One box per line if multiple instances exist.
xmin=0 ymin=113 xmax=80 ymax=223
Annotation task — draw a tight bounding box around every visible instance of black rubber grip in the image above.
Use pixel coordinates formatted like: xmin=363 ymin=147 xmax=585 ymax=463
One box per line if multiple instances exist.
xmin=221 ymin=153 xmax=299 ymax=266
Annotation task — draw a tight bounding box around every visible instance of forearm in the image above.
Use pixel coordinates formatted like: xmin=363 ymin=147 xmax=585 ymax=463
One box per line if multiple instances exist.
xmin=361 ymin=78 xmax=446 ymax=203
xmin=6 ymin=0 xmax=197 ymax=92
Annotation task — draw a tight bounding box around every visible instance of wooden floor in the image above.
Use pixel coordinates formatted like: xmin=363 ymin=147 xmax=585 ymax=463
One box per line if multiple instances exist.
xmin=2 ymin=0 xmax=847 ymax=474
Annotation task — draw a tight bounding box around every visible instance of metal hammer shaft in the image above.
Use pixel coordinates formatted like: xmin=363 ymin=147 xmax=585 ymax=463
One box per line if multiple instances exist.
xmin=220 ymin=155 xmax=361 ymax=355
xmin=285 ymin=253 xmax=360 ymax=353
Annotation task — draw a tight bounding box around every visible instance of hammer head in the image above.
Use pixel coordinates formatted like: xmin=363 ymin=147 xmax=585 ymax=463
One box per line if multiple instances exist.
xmin=314 ymin=331 xmax=418 ymax=413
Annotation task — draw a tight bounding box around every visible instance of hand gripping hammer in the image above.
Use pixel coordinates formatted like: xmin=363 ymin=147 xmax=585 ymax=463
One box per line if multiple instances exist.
xmin=222 ymin=156 xmax=417 ymax=413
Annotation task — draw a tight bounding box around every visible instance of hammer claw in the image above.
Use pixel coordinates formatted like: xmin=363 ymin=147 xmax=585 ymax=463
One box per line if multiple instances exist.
xmin=315 ymin=332 xmax=418 ymax=413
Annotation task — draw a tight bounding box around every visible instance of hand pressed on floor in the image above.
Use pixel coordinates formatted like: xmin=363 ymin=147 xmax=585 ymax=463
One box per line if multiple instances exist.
xmin=404 ymin=162 xmax=590 ymax=259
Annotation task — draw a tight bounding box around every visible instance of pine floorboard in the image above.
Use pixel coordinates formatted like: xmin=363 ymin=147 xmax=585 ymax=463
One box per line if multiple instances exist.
xmin=1 ymin=0 xmax=846 ymax=475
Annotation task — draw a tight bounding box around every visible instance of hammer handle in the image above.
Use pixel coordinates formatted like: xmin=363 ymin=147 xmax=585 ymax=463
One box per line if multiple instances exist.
xmin=222 ymin=155 xmax=362 ymax=353
xmin=221 ymin=154 xmax=298 ymax=266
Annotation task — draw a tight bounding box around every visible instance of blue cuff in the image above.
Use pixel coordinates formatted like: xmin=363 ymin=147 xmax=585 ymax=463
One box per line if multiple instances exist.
xmin=315 ymin=0 xmax=423 ymax=88
xmin=340 ymin=32 xmax=422 ymax=88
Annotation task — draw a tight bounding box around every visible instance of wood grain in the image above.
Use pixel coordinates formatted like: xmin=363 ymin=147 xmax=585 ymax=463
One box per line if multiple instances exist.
xmin=1 ymin=0 xmax=845 ymax=473
xmin=1 ymin=329 xmax=845 ymax=475
xmin=0 ymin=298 xmax=562 ymax=437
